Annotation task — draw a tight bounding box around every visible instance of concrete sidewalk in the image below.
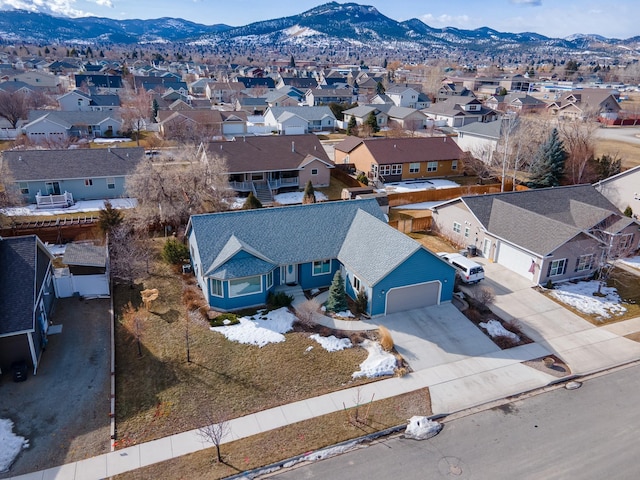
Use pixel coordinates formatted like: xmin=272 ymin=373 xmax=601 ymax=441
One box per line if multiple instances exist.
xmin=11 ymin=266 xmax=640 ymax=479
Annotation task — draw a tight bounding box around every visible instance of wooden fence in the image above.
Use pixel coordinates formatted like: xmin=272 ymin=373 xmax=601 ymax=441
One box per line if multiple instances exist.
xmin=388 ymin=181 xmax=529 ymax=207
xmin=331 ymin=165 xmax=364 ymax=188
xmin=388 ymin=216 xmax=432 ymax=233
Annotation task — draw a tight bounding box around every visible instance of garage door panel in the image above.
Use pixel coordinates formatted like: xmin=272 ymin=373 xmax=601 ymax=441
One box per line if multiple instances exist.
xmin=386 ymin=281 xmax=440 ymax=314
xmin=496 ymin=242 xmax=533 ymax=277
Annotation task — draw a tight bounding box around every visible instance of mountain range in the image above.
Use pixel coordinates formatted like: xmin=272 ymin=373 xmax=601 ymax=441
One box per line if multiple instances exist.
xmin=0 ymin=2 xmax=638 ymax=57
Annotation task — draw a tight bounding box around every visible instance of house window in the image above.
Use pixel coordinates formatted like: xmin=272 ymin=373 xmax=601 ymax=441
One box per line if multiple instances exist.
xmin=576 ymin=254 xmax=593 ymax=272
xmin=619 ymin=233 xmax=634 ymax=250
xmin=464 ymin=227 xmax=470 ymax=238
xmin=211 ymin=278 xmax=223 ymax=297
xmin=229 ymin=276 xmax=262 ymax=297
xmin=391 ymin=164 xmax=402 ymax=175
xmin=379 ymin=165 xmax=391 ymax=176
xmin=427 ymin=161 xmax=438 ymax=172
xmin=549 ymin=258 xmax=567 ymax=277
xmin=453 ymin=222 xmax=461 ymax=234
xmin=452 ymin=160 xmax=458 ymax=170
xmin=106 ymin=177 xmax=115 ymax=189
xmin=85 ymin=179 xmax=93 ymax=187
xmin=311 ymin=168 xmax=318 ymax=175
xmin=266 ymin=271 xmax=274 ymax=290
xmin=19 ymin=182 xmax=29 ymax=194
xmin=353 ymin=275 xmax=361 ymax=292
xmin=313 ymin=259 xmax=331 ymax=276
xmin=409 ymin=163 xmax=420 ymax=173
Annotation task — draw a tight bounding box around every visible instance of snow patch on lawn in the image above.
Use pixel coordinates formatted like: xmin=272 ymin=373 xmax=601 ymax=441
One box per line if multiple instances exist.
xmin=310 ymin=334 xmax=352 ymax=352
xmin=0 ymin=419 xmax=29 ymax=473
xmin=549 ymin=280 xmax=627 ymax=320
xmin=352 ymin=339 xmax=396 ymax=378
xmin=479 ymin=319 xmax=519 ymax=342
xmin=619 ymin=256 xmax=640 ymax=270
xmin=1 ymin=198 xmax=137 ymax=217
xmin=274 ymin=191 xmax=328 ymax=205
xmin=381 ymin=179 xmax=459 ymax=193
xmin=210 ymin=307 xmax=296 ymax=347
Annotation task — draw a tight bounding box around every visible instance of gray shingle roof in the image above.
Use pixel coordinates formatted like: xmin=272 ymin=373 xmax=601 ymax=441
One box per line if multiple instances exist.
xmin=189 ymin=199 xmax=419 ymax=285
xmin=62 ymin=243 xmax=107 ymax=268
xmin=0 ymin=236 xmax=43 ymax=335
xmin=267 ymin=106 xmax=336 ymax=122
xmin=27 ymin=110 xmax=121 ymax=125
xmin=460 ymin=184 xmax=630 ymax=255
xmin=206 ymin=134 xmax=331 ymax=173
xmin=2 ymin=147 xmax=146 ymax=181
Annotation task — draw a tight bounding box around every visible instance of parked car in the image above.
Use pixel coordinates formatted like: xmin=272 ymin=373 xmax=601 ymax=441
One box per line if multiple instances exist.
xmin=438 ymin=253 xmax=485 ymax=284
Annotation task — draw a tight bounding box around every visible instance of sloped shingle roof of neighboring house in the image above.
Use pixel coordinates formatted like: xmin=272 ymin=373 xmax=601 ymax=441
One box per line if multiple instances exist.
xmin=549 ymin=88 xmax=621 ymax=113
xmin=189 ymin=199 xmax=421 ymax=285
xmin=0 ymin=80 xmax=35 ymax=93
xmin=74 ymin=74 xmax=123 ymax=89
xmin=334 ymin=136 xmax=364 ymax=154
xmin=62 ymin=243 xmax=107 ymax=268
xmin=206 ymin=134 xmax=331 ymax=173
xmin=267 ymin=106 xmax=336 ymax=123
xmin=27 ymin=110 xmax=121 ymax=126
xmin=455 ymin=118 xmax=504 ymax=140
xmin=442 ymin=184 xmax=635 ymax=256
xmin=0 ymin=235 xmax=51 ymax=334
xmin=2 ymin=147 xmax=145 ymax=181
xmin=359 ymin=136 xmax=464 ymax=165
xmin=424 ymin=96 xmax=494 ymax=117
xmin=374 ymin=104 xmax=425 ymax=120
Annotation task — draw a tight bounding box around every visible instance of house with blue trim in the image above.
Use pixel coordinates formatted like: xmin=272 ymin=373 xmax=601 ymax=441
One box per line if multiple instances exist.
xmin=186 ymin=199 xmax=456 ymax=316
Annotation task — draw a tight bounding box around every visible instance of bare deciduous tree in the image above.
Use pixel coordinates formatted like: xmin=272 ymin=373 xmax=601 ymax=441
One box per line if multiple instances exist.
xmin=557 ymin=118 xmax=599 ymax=184
xmin=590 ymin=219 xmax=638 ymax=294
xmin=120 ymin=85 xmax=151 ymax=145
xmin=109 ymin=225 xmax=151 ymax=286
xmin=126 ymin=143 xmax=233 ymax=230
xmin=0 ymin=90 xmax=28 ymax=128
xmin=198 ymin=410 xmax=231 ymax=463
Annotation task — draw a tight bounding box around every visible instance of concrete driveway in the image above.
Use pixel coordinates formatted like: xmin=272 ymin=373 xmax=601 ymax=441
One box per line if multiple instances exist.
xmin=465 ymin=259 xmax=640 ymax=375
xmin=374 ymin=303 xmax=499 ymax=371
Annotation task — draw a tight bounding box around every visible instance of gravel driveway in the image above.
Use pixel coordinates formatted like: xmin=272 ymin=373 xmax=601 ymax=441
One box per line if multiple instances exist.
xmin=0 ymin=297 xmax=111 ymax=477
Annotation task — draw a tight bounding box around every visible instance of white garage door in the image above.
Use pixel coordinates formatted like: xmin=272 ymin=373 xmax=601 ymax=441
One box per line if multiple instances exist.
xmin=385 ymin=281 xmax=441 ymax=314
xmin=496 ymin=241 xmax=534 ymax=278
xmin=283 ymin=125 xmax=306 ymax=135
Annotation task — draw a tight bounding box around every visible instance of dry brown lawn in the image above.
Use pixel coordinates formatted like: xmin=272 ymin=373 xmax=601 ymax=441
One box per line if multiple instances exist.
xmin=407 ymin=231 xmax=459 ymax=254
xmin=114 ymin=239 xmax=384 ymax=448
xmin=594 ymin=138 xmax=640 ymax=169
xmin=114 ymin=388 xmax=431 ymax=480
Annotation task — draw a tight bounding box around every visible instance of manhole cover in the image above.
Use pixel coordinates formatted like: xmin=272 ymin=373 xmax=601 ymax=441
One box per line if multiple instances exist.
xmin=438 ymin=456 xmax=466 ymax=477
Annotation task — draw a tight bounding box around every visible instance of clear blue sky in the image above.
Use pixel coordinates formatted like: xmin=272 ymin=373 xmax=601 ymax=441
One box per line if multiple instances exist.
xmin=1 ymin=0 xmax=638 ymax=39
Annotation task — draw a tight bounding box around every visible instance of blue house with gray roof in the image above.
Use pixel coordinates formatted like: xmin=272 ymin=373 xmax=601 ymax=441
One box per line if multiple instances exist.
xmin=186 ymin=199 xmax=455 ymax=316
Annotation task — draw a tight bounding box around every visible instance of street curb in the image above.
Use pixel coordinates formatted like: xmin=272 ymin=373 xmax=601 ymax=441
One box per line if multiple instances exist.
xmin=224 ymin=424 xmax=409 ymax=479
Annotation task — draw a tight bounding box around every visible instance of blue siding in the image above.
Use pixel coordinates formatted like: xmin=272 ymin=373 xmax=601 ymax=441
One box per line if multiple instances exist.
xmin=207 ymin=267 xmax=277 ymax=312
xmin=370 ymin=250 xmax=456 ymax=316
xmin=299 ymin=259 xmax=339 ymax=290
xmin=20 ymin=176 xmax=127 ymax=203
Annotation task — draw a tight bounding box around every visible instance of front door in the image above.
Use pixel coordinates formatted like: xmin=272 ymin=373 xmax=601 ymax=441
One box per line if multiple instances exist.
xmin=482 ymin=238 xmax=491 ymax=258
xmin=284 ymin=264 xmax=297 ymax=285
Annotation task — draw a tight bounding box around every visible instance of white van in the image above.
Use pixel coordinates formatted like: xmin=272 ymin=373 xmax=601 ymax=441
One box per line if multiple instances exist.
xmin=438 ymin=253 xmax=485 ymax=284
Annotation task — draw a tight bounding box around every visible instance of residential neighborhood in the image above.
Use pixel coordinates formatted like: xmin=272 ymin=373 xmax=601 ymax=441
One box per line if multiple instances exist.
xmin=2 ymin=9 xmax=640 ymax=479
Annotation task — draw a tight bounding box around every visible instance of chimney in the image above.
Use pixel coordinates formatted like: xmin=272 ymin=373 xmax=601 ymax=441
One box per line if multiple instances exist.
xmin=291 ymin=141 xmax=295 ymax=153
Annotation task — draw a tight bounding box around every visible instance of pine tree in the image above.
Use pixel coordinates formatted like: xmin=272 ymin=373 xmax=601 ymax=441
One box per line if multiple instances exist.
xmin=376 ymin=81 xmax=385 ymax=95
xmin=346 ymin=116 xmax=357 ymax=136
xmin=98 ymin=200 xmax=124 ymax=235
xmin=527 ymin=128 xmax=566 ymax=188
xmin=289 ymin=54 xmax=295 ymax=68
xmin=302 ymin=180 xmax=316 ymax=204
xmin=365 ymin=111 xmax=380 ymax=134
xmin=242 ymin=192 xmax=263 ymax=210
xmin=325 ymin=271 xmax=348 ymax=313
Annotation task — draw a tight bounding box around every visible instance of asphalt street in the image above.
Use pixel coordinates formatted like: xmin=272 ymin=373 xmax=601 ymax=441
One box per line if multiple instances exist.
xmin=268 ymin=364 xmax=640 ymax=480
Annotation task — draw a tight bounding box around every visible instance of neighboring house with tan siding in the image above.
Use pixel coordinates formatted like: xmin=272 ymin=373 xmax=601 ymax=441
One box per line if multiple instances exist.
xmin=334 ymin=136 xmax=464 ymax=184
